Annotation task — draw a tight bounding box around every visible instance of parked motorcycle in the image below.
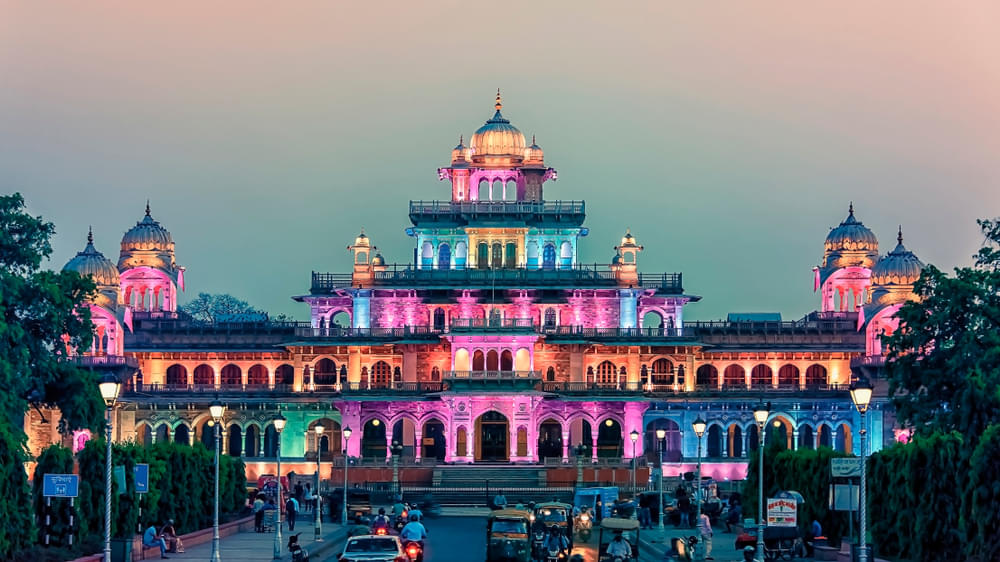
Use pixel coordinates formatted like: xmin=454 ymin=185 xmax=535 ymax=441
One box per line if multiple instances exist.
xmin=667 ymin=535 xmax=699 ymax=562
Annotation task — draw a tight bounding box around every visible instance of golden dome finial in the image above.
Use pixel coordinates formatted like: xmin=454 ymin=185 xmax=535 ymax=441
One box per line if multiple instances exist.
xmin=849 ymin=201 xmax=854 ymax=216
xmin=87 ymin=226 xmax=93 ymax=245
xmin=495 ymin=88 xmax=502 ymax=111
xmin=145 ymin=199 xmax=151 ymax=217
xmin=897 ymin=225 xmax=903 ymax=245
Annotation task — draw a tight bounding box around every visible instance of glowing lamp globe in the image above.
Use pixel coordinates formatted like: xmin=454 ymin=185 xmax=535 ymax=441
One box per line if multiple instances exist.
xmin=753 ymin=402 xmax=770 ymax=427
xmin=692 ymin=418 xmax=707 ymax=438
xmin=314 ymin=424 xmax=325 ymax=436
xmin=343 ymin=426 xmax=352 ymax=440
xmin=629 ymin=430 xmax=639 ymax=443
xmin=209 ymin=399 xmax=225 ymax=422
xmin=274 ymin=413 xmax=287 ymax=433
xmin=655 ymin=428 xmax=666 ymax=440
xmin=98 ymin=373 xmax=121 ymax=408
xmin=851 ymin=380 xmax=874 ymax=413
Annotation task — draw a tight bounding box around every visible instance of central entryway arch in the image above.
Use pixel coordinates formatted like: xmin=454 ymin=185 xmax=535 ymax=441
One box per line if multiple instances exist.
xmin=475 ymin=411 xmax=509 ymax=461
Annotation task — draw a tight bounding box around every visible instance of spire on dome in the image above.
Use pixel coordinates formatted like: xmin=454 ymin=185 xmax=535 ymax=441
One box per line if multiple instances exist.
xmin=495 ymin=88 xmax=502 ymax=111
xmin=145 ymin=200 xmax=151 ymax=217
xmin=87 ymin=226 xmax=93 ymax=245
xmin=849 ymin=201 xmax=854 ymax=217
xmin=897 ymin=225 xmax=903 ymax=245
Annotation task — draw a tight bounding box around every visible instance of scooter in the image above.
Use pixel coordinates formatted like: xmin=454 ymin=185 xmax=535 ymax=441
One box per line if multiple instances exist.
xmin=531 ymin=530 xmax=546 ymax=560
xmin=667 ymin=535 xmax=699 ymax=562
xmin=394 ymin=505 xmax=410 ymax=532
xmin=574 ymin=509 xmax=592 ymax=541
xmin=545 ymin=547 xmax=567 ymax=562
xmin=287 ymin=533 xmax=309 ymax=562
xmin=403 ymin=540 xmax=423 ymax=562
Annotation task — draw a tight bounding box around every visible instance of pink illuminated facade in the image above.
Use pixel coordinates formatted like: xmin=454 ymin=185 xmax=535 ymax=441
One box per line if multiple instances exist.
xmin=32 ymin=94 xmax=926 ymax=485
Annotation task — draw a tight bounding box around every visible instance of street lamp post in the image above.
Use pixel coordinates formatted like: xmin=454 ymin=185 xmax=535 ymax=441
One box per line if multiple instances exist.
xmin=753 ymin=402 xmax=770 ymax=562
xmin=851 ymin=381 xmax=873 ymax=562
xmin=272 ymin=413 xmax=287 ymax=560
xmin=655 ymin=427 xmax=666 ymax=531
xmin=98 ymin=373 xmax=121 ymax=562
xmin=391 ymin=441 xmax=404 ymax=493
xmin=692 ymin=418 xmax=707 ymax=561
xmin=314 ymin=423 xmax=325 ymax=541
xmin=629 ymin=430 xmax=639 ymax=492
xmin=342 ymin=426 xmax=352 ymax=525
xmin=209 ymin=400 xmax=226 ymax=562
xmin=575 ymin=443 xmax=586 ymax=484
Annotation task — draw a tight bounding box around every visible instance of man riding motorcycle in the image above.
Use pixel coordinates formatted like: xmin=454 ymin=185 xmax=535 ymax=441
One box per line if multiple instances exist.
xmin=543 ymin=527 xmax=569 ymax=560
xmin=399 ymin=514 xmax=427 ymax=562
xmin=371 ymin=508 xmax=391 ymax=534
xmin=606 ymin=533 xmax=632 ymax=561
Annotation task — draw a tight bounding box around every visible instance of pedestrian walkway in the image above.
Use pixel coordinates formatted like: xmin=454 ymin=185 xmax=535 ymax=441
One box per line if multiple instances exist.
xmin=161 ymin=523 xmax=346 ymax=562
xmin=639 ymin=526 xmax=818 ymax=562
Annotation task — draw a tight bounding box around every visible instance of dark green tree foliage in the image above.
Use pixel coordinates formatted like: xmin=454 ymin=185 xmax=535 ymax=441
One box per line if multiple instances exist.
xmin=0 ymin=193 xmax=106 ymax=560
xmin=32 ymin=445 xmax=77 ymax=547
xmin=742 ymin=425 xmax=788 ymax=522
xmin=964 ymin=424 xmax=1000 ymax=562
xmin=0 ymin=422 xmax=35 ymax=556
xmin=179 ymin=292 xmax=262 ymax=323
xmin=867 ymin=432 xmax=965 ymax=561
xmin=885 ymin=219 xmax=1000 ymax=443
xmin=74 ymin=438 xmax=246 ymax=549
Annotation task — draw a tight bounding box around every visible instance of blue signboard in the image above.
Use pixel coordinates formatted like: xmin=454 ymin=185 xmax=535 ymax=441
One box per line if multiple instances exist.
xmin=134 ymin=464 xmax=149 ymax=493
xmin=43 ymin=474 xmax=79 ymax=498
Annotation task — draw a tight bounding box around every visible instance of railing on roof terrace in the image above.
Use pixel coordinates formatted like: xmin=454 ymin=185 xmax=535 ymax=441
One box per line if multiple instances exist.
xmin=445 ymin=370 xmax=541 ymax=380
xmin=310 ymin=266 xmax=682 ymax=292
xmin=409 ymin=200 xmax=585 ymax=217
xmin=540 ymin=326 xmax=694 ymax=339
xmin=293 ymin=325 xmax=442 ymax=339
xmin=72 ymin=355 xmax=140 ymax=369
xmin=449 ymin=317 xmax=535 ymax=331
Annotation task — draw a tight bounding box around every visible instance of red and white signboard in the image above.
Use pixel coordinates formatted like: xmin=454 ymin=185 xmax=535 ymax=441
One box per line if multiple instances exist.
xmin=767 ymin=497 xmax=798 ymax=527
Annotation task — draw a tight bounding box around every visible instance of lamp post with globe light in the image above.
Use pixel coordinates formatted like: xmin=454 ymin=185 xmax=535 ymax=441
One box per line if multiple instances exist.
xmin=342 ymin=426 xmax=352 ymax=525
xmin=753 ymin=402 xmax=770 ymax=562
xmin=272 ymin=413 xmax=286 ymax=560
xmin=391 ymin=441 xmax=404 ymax=493
xmin=313 ymin=424 xmax=325 ymax=541
xmin=629 ymin=430 xmax=639 ymax=492
xmin=692 ymin=418 xmax=707 ymax=561
xmin=851 ymin=380 xmax=873 ymax=562
xmin=209 ymin=399 xmax=226 ymax=562
xmin=98 ymin=373 xmax=120 ymax=562
xmin=656 ymin=427 xmax=666 ymax=531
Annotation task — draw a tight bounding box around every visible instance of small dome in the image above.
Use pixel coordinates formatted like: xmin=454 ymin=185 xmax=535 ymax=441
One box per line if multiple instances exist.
xmin=121 ymin=202 xmax=173 ymax=253
xmin=353 ymin=229 xmax=370 ymax=248
xmin=525 ymin=135 xmax=544 ymax=163
xmin=871 ymin=227 xmax=924 ymax=286
xmin=620 ymin=229 xmax=638 ymax=248
xmin=64 ymin=229 xmax=120 ymax=288
xmin=469 ymin=91 xmax=526 ymax=158
xmin=451 ymin=135 xmax=468 ymax=164
xmin=825 ymin=203 xmax=878 ymax=253
xmin=371 ymin=252 xmax=385 ymax=266
xmin=611 ymin=252 xmax=622 ymax=265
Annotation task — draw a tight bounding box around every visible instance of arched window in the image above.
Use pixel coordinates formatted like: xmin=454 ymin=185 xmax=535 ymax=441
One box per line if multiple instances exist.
xmin=751 ymin=365 xmax=772 ymax=388
xmin=477 ymin=243 xmax=489 ymax=269
xmin=805 ymin=364 xmax=827 ymax=386
xmin=542 ymin=244 xmax=556 ymax=270
xmin=433 ymin=308 xmax=446 ymax=331
xmin=500 ymin=350 xmax=513 ymax=371
xmin=486 ymin=350 xmax=499 ymax=371
xmin=472 ymin=350 xmax=485 ymax=371
xmin=371 ymin=361 xmax=391 ymax=388
xmin=723 ymin=365 xmax=745 ymax=388
xmin=221 ymin=364 xmax=241 ymax=386
xmin=438 ymin=243 xmax=451 ymax=269
xmin=545 ymin=366 xmax=555 ymax=382
xmin=430 ymin=367 xmax=441 ymax=381
xmin=247 ymin=365 xmax=268 ymax=386
xmin=314 ymin=358 xmax=337 ymax=385
xmin=166 ymin=364 xmax=187 ymax=386
xmin=596 ymin=361 xmax=617 ymax=386
xmin=505 ymin=243 xmax=517 ymax=268
xmin=491 ymin=243 xmax=503 ymax=269
xmin=275 ymin=364 xmax=294 ymax=386
xmin=193 ymin=364 xmax=213 ymax=386
xmin=560 ymin=241 xmax=573 ymax=266
xmin=778 ymin=365 xmax=799 ymax=388
xmin=651 ymin=358 xmax=674 ymax=385
xmin=544 ymin=308 xmax=557 ymax=329
xmin=696 ymin=365 xmax=718 ymax=387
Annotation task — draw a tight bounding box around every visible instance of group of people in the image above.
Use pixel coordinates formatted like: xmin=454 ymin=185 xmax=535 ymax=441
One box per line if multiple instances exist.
xmin=250 ymin=480 xmax=322 ymax=534
xmin=142 ymin=520 xmax=183 ymax=559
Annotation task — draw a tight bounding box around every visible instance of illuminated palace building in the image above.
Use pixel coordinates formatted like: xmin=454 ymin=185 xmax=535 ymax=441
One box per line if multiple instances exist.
xmin=42 ymin=94 xmax=923 ymax=482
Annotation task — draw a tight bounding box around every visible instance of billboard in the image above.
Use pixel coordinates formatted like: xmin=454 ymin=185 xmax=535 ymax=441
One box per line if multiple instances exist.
xmin=767 ymin=497 xmax=797 ymax=527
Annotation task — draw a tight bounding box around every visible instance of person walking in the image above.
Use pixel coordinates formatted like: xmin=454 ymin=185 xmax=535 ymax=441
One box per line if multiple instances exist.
xmin=253 ymin=494 xmax=265 ymax=532
xmin=303 ymin=483 xmax=314 ymax=514
xmin=698 ymin=511 xmax=714 ymax=560
xmin=286 ymin=495 xmax=299 ymax=531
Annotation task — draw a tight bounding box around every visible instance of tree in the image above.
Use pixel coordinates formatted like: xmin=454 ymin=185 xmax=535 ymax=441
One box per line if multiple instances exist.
xmin=0 ymin=193 xmax=106 ymax=559
xmin=885 ymin=218 xmax=1000 ymax=442
xmin=179 ymin=292 xmax=262 ymax=323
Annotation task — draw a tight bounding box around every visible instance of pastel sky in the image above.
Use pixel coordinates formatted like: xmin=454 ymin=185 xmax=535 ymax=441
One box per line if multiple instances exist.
xmin=3 ymin=2 xmax=998 ymax=321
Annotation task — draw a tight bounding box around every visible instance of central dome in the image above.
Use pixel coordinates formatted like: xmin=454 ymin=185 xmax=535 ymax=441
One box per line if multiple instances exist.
xmin=825 ymin=204 xmax=878 ymax=253
xmin=65 ymin=230 xmax=120 ymax=287
xmin=121 ymin=203 xmax=173 ymax=253
xmin=469 ymin=91 xmax=526 ymax=158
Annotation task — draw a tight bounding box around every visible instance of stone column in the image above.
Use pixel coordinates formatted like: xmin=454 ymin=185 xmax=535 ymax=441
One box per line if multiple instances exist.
xmin=561 ymin=429 xmax=571 ymax=463
xmin=414 ymin=429 xmax=423 ymax=462
xmin=385 ymin=427 xmax=394 ymax=462
xmin=793 ymin=430 xmax=799 ymax=451
xmin=590 ymin=423 xmax=600 ymax=463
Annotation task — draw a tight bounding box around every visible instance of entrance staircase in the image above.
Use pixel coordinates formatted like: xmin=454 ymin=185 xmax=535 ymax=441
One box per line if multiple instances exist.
xmin=402 ymin=465 xmax=573 ymax=506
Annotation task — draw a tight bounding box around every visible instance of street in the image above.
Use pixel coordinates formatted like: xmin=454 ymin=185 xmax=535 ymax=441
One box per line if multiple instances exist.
xmin=322 ymin=515 xmax=599 ymax=561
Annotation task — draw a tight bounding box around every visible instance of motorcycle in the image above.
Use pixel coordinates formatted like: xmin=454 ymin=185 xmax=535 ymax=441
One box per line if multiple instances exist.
xmin=545 ymin=547 xmax=567 ymax=562
xmin=531 ymin=530 xmax=546 ymax=560
xmin=667 ymin=535 xmax=699 ymax=562
xmin=574 ymin=510 xmax=592 ymax=541
xmin=287 ymin=533 xmax=309 ymax=562
xmin=394 ymin=505 xmax=410 ymax=532
xmin=403 ymin=540 xmax=423 ymax=562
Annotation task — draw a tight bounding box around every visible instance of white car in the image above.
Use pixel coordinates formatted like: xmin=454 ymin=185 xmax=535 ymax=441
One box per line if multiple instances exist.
xmin=338 ymin=535 xmax=407 ymax=562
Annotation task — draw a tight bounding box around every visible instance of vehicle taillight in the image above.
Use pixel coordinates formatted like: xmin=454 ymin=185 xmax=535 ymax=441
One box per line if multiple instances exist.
xmin=376 ymin=527 xmax=387 ymax=535
xmin=406 ymin=545 xmax=419 ymax=558
xmin=401 ymin=510 xmax=408 ymax=518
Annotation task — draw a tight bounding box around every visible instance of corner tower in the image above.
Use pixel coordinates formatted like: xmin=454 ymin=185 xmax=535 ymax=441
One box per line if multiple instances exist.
xmin=814 ymin=203 xmax=879 ymax=312
xmin=118 ymin=202 xmax=184 ymax=312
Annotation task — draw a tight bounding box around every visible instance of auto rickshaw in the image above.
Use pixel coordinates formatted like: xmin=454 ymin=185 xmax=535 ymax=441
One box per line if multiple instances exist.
xmin=486 ymin=509 xmax=532 ymax=562
xmin=597 ymin=518 xmax=640 ymax=561
xmin=531 ymin=501 xmax=574 ymax=548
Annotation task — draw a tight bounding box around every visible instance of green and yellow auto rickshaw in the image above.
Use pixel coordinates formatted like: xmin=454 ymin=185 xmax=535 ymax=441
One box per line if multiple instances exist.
xmin=486 ymin=509 xmax=532 ymax=562
xmin=531 ymin=501 xmax=575 ymax=549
